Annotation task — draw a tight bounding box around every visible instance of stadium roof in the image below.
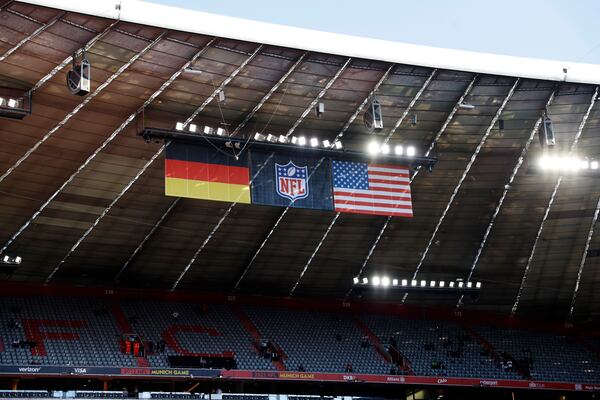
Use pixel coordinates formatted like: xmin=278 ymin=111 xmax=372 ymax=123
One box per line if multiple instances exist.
xmin=0 ymin=0 xmax=599 ymax=321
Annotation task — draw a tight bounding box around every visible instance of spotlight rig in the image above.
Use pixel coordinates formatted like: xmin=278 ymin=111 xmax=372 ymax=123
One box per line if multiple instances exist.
xmin=352 ymin=275 xmax=482 ymax=295
xmin=67 ymin=50 xmax=91 ymax=96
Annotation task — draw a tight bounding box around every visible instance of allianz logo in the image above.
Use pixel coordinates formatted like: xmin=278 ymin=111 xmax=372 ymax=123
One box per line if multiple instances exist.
xmin=18 ymin=367 xmax=41 ymax=372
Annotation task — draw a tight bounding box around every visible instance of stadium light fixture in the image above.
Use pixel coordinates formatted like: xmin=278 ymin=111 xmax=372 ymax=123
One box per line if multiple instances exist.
xmin=476 ymin=282 xmax=482 ymax=288
xmin=367 ymin=141 xmax=380 ymax=155
xmin=188 ymin=124 xmax=197 ymax=133
xmin=430 ymin=281 xmax=436 ymax=287
xmin=216 ymin=127 xmax=226 ymax=136
xmin=449 ymin=281 xmax=455 ymax=288
xmin=7 ymin=98 xmax=18 ymax=108
xmin=1 ymin=255 xmax=21 ymax=265
xmin=298 ymin=136 xmax=307 ymax=146
xmin=310 ymin=137 xmax=319 ymax=147
xmin=420 ymin=280 xmax=427 ymax=287
xmin=204 ymin=126 xmax=214 ymax=135
xmin=322 ymin=139 xmax=331 ymax=148
xmin=439 ymin=281 xmax=445 ymax=288
xmin=362 ymin=277 xmax=368 ymax=284
xmin=411 ymin=280 xmax=417 ymax=287
xmin=406 ymin=146 xmax=416 ymax=157
xmin=394 ymin=145 xmax=403 ymax=156
xmin=401 ymin=279 xmax=408 ymax=287
xmin=334 ymin=141 xmax=343 ymax=150
xmin=381 ymin=144 xmax=390 ymax=154
xmin=372 ymin=276 xmax=381 ymax=286
xmin=254 ymin=132 xmax=266 ymax=141
xmin=279 ymin=135 xmax=289 ymax=144
xmin=381 ymin=276 xmax=390 ymax=287
xmin=266 ymin=134 xmax=277 ymax=143
xmin=175 ymin=122 xmax=184 ymax=131
xmin=592 ymin=161 xmax=599 ymax=170
xmin=392 ymin=279 xmax=398 ymax=286
xmin=467 ymin=282 xmax=473 ymax=288
xmin=353 ymin=277 xmax=359 ymax=284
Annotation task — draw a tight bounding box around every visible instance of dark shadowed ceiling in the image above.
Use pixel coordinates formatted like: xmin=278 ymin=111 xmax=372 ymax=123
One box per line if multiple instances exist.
xmin=0 ymin=0 xmax=599 ymax=321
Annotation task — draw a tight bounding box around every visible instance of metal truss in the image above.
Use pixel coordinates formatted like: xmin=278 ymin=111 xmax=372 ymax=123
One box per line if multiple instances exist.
xmin=182 ymin=45 xmax=263 ymax=129
xmin=115 ymin=51 xmax=309 ymax=281
xmin=288 ymin=68 xmax=438 ymax=295
xmin=44 ymin=40 xmax=263 ymax=281
xmin=0 ymin=37 xmax=217 ymax=257
xmin=569 ymin=194 xmax=600 ymax=318
xmin=0 ymin=11 xmax=65 ymax=62
xmin=402 ymin=78 xmax=521 ymax=303
xmin=345 ymin=74 xmax=478 ymax=298
xmin=233 ymin=63 xmax=394 ymax=291
xmin=455 ymin=89 xmax=557 ymax=308
xmin=171 ymin=58 xmax=352 ymax=291
xmin=0 ymin=29 xmax=165 ymax=185
xmin=512 ymin=86 xmax=598 ymax=315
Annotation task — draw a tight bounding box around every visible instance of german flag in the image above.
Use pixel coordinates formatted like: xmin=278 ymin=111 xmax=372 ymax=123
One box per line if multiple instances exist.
xmin=165 ymin=142 xmax=251 ymax=204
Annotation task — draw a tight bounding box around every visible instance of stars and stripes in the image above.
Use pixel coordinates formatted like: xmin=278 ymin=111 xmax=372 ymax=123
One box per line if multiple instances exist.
xmin=332 ymin=160 xmax=412 ymax=217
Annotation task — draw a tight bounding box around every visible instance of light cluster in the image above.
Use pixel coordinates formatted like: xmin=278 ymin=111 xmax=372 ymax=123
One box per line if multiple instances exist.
xmin=0 ymin=97 xmax=21 ymax=109
xmin=1 ymin=255 xmax=22 ymax=265
xmin=538 ymin=155 xmax=599 ymax=172
xmin=353 ymin=276 xmax=481 ymax=289
xmin=173 ymin=122 xmax=344 ymax=150
xmin=367 ymin=141 xmax=416 ymax=157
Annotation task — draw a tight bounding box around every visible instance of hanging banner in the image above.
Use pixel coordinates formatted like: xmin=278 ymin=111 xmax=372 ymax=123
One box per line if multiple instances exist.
xmin=249 ymin=151 xmax=334 ymax=211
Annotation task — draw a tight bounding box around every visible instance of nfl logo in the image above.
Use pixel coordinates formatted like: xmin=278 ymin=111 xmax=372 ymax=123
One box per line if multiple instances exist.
xmin=275 ymin=161 xmax=309 ymax=201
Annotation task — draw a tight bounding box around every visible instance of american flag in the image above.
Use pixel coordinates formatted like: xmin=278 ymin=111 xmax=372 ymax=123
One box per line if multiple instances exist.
xmin=332 ymin=160 xmax=412 ymax=217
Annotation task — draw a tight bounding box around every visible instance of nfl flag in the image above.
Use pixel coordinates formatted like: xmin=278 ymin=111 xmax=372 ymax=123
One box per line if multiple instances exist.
xmin=332 ymin=160 xmax=413 ymax=217
xmin=250 ymin=151 xmax=334 ymax=211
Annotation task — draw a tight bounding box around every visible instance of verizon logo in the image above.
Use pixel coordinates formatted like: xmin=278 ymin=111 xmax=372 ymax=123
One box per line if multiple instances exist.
xmin=18 ymin=367 xmax=41 ymax=373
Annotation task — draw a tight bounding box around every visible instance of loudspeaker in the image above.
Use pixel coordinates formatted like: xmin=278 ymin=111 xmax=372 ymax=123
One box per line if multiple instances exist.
xmin=364 ymin=99 xmax=383 ymax=132
xmin=67 ymin=53 xmax=91 ymax=96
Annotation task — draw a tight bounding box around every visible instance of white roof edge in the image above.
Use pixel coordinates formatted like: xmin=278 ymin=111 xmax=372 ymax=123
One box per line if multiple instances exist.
xmin=20 ymin=0 xmax=600 ymax=85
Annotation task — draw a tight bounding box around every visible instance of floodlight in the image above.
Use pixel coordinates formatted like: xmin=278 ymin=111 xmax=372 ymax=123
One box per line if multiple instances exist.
xmin=298 ymin=136 xmax=307 ymax=146
xmin=322 ymin=140 xmax=331 ymax=148
xmin=395 ymin=145 xmax=403 ymax=156
xmin=254 ymin=133 xmax=266 ymax=141
xmin=381 ymin=277 xmax=390 ymax=287
xmin=581 ymin=160 xmax=589 ymax=169
xmin=362 ymin=277 xmax=368 ymax=284
xmin=372 ymin=276 xmax=381 ymax=286
xmin=430 ymin=281 xmax=436 ymax=287
xmin=458 ymin=282 xmax=464 ymax=288
xmin=591 ymin=161 xmax=599 ymax=170
xmin=14 ymin=256 xmax=21 ymax=264
xmin=7 ymin=98 xmax=18 ymax=108
xmin=279 ymin=135 xmax=289 ymax=143
xmin=411 ymin=280 xmax=417 ymax=287
xmin=203 ymin=126 xmax=213 ymax=135
xmin=188 ymin=124 xmax=197 ymax=133
xmin=315 ymin=102 xmax=325 ymax=118
xmin=449 ymin=282 xmax=455 ymax=288
xmin=367 ymin=141 xmax=380 ymax=155
xmin=353 ymin=277 xmax=359 ymax=284
xmin=406 ymin=146 xmax=416 ymax=157
xmin=0 ymin=97 xmax=5 ymax=107
xmin=216 ymin=127 xmax=226 ymax=136
xmin=476 ymin=282 xmax=482 ymax=289
xmin=334 ymin=141 xmax=343 ymax=150
xmin=401 ymin=279 xmax=408 ymax=287
xmin=381 ymin=144 xmax=390 ymax=154
xmin=175 ymin=122 xmax=184 ymax=131
xmin=420 ymin=280 xmax=426 ymax=287
xmin=439 ymin=281 xmax=445 ymax=288
xmin=310 ymin=138 xmax=319 ymax=147
xmin=291 ymin=136 xmax=299 ymax=145
xmin=2 ymin=255 xmax=8 ymax=263
xmin=266 ymin=134 xmax=277 ymax=143
xmin=467 ymin=282 xmax=473 ymax=288
xmin=392 ymin=279 xmax=398 ymax=286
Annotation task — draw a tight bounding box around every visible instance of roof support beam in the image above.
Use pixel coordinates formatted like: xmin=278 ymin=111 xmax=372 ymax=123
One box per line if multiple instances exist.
xmin=171 ymin=58 xmax=352 ymax=291
xmin=402 ymin=78 xmax=520 ymax=303
xmin=115 ymin=198 xmax=180 ymax=282
xmin=0 ymin=29 xmax=165 ymax=186
xmin=108 ymin=43 xmax=261 ymax=279
xmin=287 ymin=68 xmax=438 ymax=296
xmin=345 ymin=74 xmax=478 ymax=298
xmin=569 ymin=194 xmax=600 ymax=318
xmin=233 ymin=63 xmax=393 ymax=291
xmin=46 ymin=41 xmax=262 ymax=281
xmin=0 ymin=11 xmax=65 ymax=62
xmin=182 ymin=44 xmax=263 ymax=129
xmin=115 ymin=51 xmax=308 ymax=281
xmin=45 ymin=141 xmax=169 ymax=282
xmin=511 ymin=86 xmax=598 ymax=315
xmin=455 ymin=89 xmax=557 ymax=308
xmin=0 ymin=37 xmax=217 ymax=258
xmin=231 ymin=52 xmax=307 ymax=136
xmin=30 ymin=20 xmax=119 ymax=93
